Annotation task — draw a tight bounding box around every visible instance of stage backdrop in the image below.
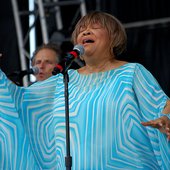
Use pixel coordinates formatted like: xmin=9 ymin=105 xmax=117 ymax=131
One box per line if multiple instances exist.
xmin=0 ymin=0 xmax=170 ymax=96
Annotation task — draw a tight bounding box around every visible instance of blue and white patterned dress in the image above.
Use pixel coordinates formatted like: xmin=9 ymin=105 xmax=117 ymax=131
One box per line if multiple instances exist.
xmin=0 ymin=63 xmax=170 ymax=169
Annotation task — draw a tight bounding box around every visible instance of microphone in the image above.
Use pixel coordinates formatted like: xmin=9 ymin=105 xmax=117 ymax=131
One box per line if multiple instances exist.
xmin=7 ymin=66 xmax=39 ymax=78
xmin=52 ymin=44 xmax=84 ymax=75
xmin=19 ymin=66 xmax=39 ymax=77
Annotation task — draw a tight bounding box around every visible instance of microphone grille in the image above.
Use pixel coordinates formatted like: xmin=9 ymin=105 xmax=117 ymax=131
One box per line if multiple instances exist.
xmin=32 ymin=66 xmax=39 ymax=75
xmin=73 ymin=44 xmax=84 ymax=56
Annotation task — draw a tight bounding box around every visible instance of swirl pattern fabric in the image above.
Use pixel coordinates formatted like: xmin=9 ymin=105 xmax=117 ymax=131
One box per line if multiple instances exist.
xmin=0 ymin=63 xmax=170 ymax=170
xmin=0 ymin=71 xmax=39 ymax=169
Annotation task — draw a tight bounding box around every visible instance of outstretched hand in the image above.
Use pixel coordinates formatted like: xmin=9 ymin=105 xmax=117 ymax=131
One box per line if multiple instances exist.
xmin=141 ymin=116 xmax=170 ymax=140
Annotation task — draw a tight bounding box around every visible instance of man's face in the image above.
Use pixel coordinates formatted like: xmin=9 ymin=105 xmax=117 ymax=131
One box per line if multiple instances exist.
xmin=33 ymin=49 xmax=58 ymax=81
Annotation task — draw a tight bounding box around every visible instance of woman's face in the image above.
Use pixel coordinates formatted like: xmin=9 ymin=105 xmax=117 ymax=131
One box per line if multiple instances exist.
xmin=76 ymin=23 xmax=110 ymax=60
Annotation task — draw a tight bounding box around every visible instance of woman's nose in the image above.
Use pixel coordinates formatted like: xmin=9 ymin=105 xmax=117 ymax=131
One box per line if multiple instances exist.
xmin=83 ymin=30 xmax=91 ymax=36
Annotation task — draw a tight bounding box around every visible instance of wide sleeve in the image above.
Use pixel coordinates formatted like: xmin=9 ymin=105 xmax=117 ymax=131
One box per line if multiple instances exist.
xmin=0 ymin=69 xmax=39 ymax=169
xmin=132 ymin=64 xmax=170 ymax=169
xmin=0 ymin=69 xmax=24 ymax=113
xmin=133 ymin=64 xmax=169 ymax=120
xmin=21 ymin=75 xmax=60 ymax=169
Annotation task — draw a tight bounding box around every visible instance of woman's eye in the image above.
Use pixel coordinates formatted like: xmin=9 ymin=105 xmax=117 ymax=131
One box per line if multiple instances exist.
xmin=79 ymin=27 xmax=86 ymax=33
xmin=79 ymin=29 xmax=85 ymax=33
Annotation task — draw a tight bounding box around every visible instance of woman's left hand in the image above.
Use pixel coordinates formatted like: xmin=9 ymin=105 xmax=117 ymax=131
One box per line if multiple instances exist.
xmin=141 ymin=116 xmax=170 ymax=140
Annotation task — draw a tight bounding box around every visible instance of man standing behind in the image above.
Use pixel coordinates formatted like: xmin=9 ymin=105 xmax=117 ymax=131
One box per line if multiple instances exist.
xmin=31 ymin=42 xmax=61 ymax=81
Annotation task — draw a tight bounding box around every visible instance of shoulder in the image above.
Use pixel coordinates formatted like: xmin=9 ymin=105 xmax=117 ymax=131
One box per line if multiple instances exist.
xmin=115 ymin=62 xmax=146 ymax=72
xmin=132 ymin=63 xmax=153 ymax=77
xmin=122 ymin=62 xmax=154 ymax=81
xmin=113 ymin=60 xmax=146 ymax=70
xmin=117 ymin=62 xmax=153 ymax=80
xmin=122 ymin=62 xmax=149 ymax=73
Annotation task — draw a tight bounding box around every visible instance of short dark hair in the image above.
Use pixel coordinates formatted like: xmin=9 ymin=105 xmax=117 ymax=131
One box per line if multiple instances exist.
xmin=31 ymin=42 xmax=61 ymax=65
xmin=72 ymin=11 xmax=127 ymax=56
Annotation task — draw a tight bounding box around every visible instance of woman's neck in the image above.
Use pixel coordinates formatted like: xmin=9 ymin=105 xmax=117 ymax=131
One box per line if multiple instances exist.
xmin=86 ymin=60 xmax=114 ymax=72
xmin=78 ymin=58 xmax=121 ymax=74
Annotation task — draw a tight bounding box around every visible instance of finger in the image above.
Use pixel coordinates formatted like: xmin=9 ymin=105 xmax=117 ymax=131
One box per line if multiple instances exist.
xmin=166 ymin=126 xmax=170 ymax=134
xmin=141 ymin=122 xmax=166 ymax=131
xmin=159 ymin=125 xmax=166 ymax=133
xmin=166 ymin=126 xmax=170 ymax=131
xmin=167 ymin=134 xmax=170 ymax=141
xmin=141 ymin=121 xmax=160 ymax=128
xmin=165 ymin=122 xmax=170 ymax=129
xmin=141 ymin=121 xmax=154 ymax=126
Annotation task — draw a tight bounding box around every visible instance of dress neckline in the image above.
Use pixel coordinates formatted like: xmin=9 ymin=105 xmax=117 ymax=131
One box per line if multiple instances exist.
xmin=75 ymin=62 xmax=131 ymax=77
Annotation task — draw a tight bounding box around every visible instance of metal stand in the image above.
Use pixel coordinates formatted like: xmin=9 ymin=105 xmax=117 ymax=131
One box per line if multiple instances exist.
xmin=10 ymin=0 xmax=86 ymax=86
xmin=11 ymin=0 xmax=29 ymax=86
xmin=63 ymin=71 xmax=72 ymax=170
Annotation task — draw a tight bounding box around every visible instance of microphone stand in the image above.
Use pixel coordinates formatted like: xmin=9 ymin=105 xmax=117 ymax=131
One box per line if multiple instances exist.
xmin=63 ymin=66 xmax=72 ymax=170
xmin=52 ymin=46 xmax=84 ymax=169
xmin=53 ymin=60 xmax=76 ymax=169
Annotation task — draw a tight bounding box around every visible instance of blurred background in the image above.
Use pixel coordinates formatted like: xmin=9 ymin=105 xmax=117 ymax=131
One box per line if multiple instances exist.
xmin=0 ymin=0 xmax=170 ymax=96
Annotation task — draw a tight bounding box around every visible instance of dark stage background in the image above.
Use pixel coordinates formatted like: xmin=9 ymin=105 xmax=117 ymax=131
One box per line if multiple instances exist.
xmin=0 ymin=0 xmax=170 ymax=96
